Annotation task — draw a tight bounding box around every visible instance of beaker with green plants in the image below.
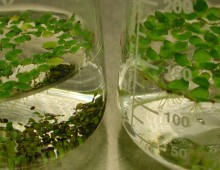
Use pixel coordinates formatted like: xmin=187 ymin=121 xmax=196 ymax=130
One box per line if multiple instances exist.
xmin=0 ymin=0 xmax=106 ymax=169
xmin=118 ymin=0 xmax=220 ymax=169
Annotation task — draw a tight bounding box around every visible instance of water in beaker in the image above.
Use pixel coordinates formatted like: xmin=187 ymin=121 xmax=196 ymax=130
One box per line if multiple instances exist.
xmin=0 ymin=0 xmax=106 ymax=169
xmin=119 ymin=0 xmax=220 ymax=169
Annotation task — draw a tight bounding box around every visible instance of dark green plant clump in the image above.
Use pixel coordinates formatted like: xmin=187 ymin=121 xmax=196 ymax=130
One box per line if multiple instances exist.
xmin=0 ymin=10 xmax=93 ymax=100
xmin=0 ymin=95 xmax=104 ymax=169
xmin=159 ymin=137 xmax=220 ymax=169
xmin=132 ymin=0 xmax=220 ymax=102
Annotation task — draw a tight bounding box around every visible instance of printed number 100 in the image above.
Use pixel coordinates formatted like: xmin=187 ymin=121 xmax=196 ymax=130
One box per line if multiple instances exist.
xmin=165 ymin=112 xmax=190 ymax=128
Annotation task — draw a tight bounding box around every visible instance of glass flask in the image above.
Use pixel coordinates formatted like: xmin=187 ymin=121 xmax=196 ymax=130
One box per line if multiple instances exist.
xmin=0 ymin=0 xmax=105 ymax=169
xmin=118 ymin=0 xmax=220 ymax=169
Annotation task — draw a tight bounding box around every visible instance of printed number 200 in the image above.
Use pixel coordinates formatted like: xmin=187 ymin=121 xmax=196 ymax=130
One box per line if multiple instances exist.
xmin=164 ymin=0 xmax=193 ymax=14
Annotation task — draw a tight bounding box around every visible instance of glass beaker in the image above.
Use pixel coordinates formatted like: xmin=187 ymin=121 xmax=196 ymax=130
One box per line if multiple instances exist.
xmin=0 ymin=0 xmax=105 ymax=169
xmin=118 ymin=0 xmax=220 ymax=169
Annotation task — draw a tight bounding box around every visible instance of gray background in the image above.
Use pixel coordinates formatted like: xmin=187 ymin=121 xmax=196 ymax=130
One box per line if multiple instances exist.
xmin=48 ymin=0 xmax=170 ymax=169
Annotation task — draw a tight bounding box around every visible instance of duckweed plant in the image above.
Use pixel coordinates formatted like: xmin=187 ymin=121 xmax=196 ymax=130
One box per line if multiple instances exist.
xmin=0 ymin=95 xmax=104 ymax=169
xmin=0 ymin=10 xmax=105 ymax=169
xmin=131 ymin=0 xmax=220 ymax=102
xmin=0 ymin=10 xmax=92 ymax=100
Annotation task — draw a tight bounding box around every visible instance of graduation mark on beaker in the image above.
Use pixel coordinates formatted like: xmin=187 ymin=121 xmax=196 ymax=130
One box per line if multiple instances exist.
xmin=140 ymin=0 xmax=158 ymax=7
xmin=1 ymin=0 xmax=14 ymax=5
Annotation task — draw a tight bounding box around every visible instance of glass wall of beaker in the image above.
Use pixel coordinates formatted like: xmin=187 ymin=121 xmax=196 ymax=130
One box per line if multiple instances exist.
xmin=118 ymin=0 xmax=220 ymax=169
xmin=0 ymin=0 xmax=106 ymax=169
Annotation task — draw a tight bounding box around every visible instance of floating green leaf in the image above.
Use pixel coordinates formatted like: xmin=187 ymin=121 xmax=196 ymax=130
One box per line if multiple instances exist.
xmin=167 ymin=79 xmax=189 ymax=92
xmin=2 ymin=43 xmax=15 ymax=49
xmin=146 ymin=47 xmax=160 ymax=60
xmin=0 ymin=15 xmax=9 ymax=24
xmin=193 ymin=48 xmax=212 ymax=64
xmin=183 ymin=13 xmax=197 ymax=20
xmin=5 ymin=49 xmax=22 ymax=61
xmin=174 ymin=41 xmax=188 ymax=52
xmin=163 ymin=40 xmax=174 ymax=49
xmin=47 ymin=57 xmax=63 ymax=66
xmin=204 ymin=31 xmax=219 ymax=44
xmin=147 ymin=31 xmax=165 ymax=41
xmin=1 ymin=65 xmax=12 ymax=77
xmin=42 ymin=52 xmax=53 ymax=58
xmin=210 ymin=48 xmax=220 ymax=59
xmin=54 ymin=50 xmax=66 ymax=57
xmin=30 ymin=69 xmax=40 ymax=79
xmin=16 ymin=72 xmax=32 ymax=83
xmin=0 ymin=60 xmax=7 ymax=70
xmin=155 ymin=11 xmax=168 ymax=23
xmin=42 ymin=31 xmax=53 ymax=38
xmin=174 ymin=53 xmax=190 ymax=66
xmin=186 ymin=23 xmax=202 ymax=34
xmin=71 ymin=21 xmax=82 ymax=34
xmin=207 ymin=13 xmax=219 ymax=21
xmin=10 ymin=60 xmax=20 ymax=67
xmin=36 ymin=12 xmax=52 ymax=24
xmin=0 ymin=91 xmax=10 ymax=99
xmin=36 ymin=25 xmax=46 ymax=33
xmin=189 ymin=36 xmax=204 ymax=45
xmin=190 ymin=87 xmax=209 ymax=101
xmin=70 ymin=46 xmax=80 ymax=53
xmin=53 ymin=45 xmax=66 ymax=53
xmin=20 ymin=58 xmax=32 ymax=66
xmin=200 ymin=62 xmax=217 ymax=70
xmin=14 ymin=49 xmax=22 ymax=55
xmin=32 ymin=54 xmax=47 ymax=64
xmin=207 ymin=7 xmax=220 ymax=16
xmin=58 ymin=33 xmax=72 ymax=40
xmin=154 ymin=25 xmax=168 ymax=36
xmin=15 ymin=82 xmax=31 ymax=90
xmin=171 ymin=30 xmax=192 ymax=41
xmin=46 ymin=25 xmax=55 ymax=31
xmin=193 ymin=0 xmax=208 ymax=13
xmin=1 ymin=81 xmax=15 ymax=91
xmin=62 ymin=22 xmax=74 ymax=31
xmin=194 ymin=44 xmax=210 ymax=49
xmin=38 ymin=64 xmax=50 ymax=72
xmin=210 ymin=26 xmax=220 ymax=35
xmin=65 ymin=40 xmax=77 ymax=48
xmin=21 ymin=23 xmax=33 ymax=30
xmin=58 ymin=39 xmax=66 ymax=45
xmin=42 ymin=41 xmax=57 ymax=49
xmin=159 ymin=49 xmax=174 ymax=59
xmin=5 ymin=29 xmax=20 ymax=38
xmin=14 ymin=35 xmax=31 ymax=43
xmin=143 ymin=20 xmax=156 ymax=31
xmin=213 ymin=72 xmax=220 ymax=87
xmin=1 ymin=38 xmax=10 ymax=43
xmin=6 ymin=122 xmax=13 ymax=131
xmin=173 ymin=17 xmax=185 ymax=27
xmin=207 ymin=7 xmax=220 ymax=21
xmin=20 ymin=11 xmax=31 ymax=22
xmin=193 ymin=76 xmax=210 ymax=88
